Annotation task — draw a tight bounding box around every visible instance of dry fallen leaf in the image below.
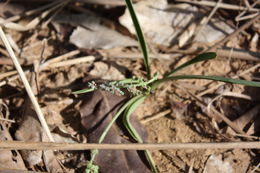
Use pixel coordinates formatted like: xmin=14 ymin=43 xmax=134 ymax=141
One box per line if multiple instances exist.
xmin=80 ymin=89 xmax=151 ymax=173
xmin=15 ymin=100 xmax=63 ymax=173
xmin=53 ymin=14 xmax=137 ymax=49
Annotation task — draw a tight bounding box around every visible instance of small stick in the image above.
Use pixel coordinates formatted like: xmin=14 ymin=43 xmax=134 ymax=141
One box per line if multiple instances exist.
xmin=0 ymin=141 xmax=259 ymax=150
xmin=79 ymin=0 xmax=125 ymax=6
xmin=250 ymin=161 xmax=260 ymax=173
xmin=0 ymin=70 xmax=18 ymax=80
xmin=141 ymin=109 xmax=171 ymax=124
xmin=43 ymin=49 xmax=80 ymax=64
xmin=1 ymin=0 xmax=65 ymax=31
xmin=99 ymin=50 xmax=175 ymax=60
xmin=175 ymin=84 xmax=246 ymax=135
xmin=217 ymin=48 xmax=260 ymax=61
xmin=0 ymin=26 xmax=54 ymax=142
xmin=236 ymin=12 xmax=259 ymax=22
xmin=0 ymin=50 xmax=81 ymax=86
xmin=46 ymin=56 xmax=95 ymax=68
xmin=233 ymin=134 xmax=260 ymax=140
xmin=0 ymin=117 xmax=15 ymax=123
xmin=195 ymin=0 xmax=223 ymax=38
xmin=0 ymin=169 xmax=48 ymax=173
xmin=175 ymin=0 xmax=260 ymax=12
xmin=235 ymin=0 xmax=259 ymax=21
xmin=206 ymin=13 xmax=260 ymax=52
xmin=0 ymin=0 xmax=64 ymax=24
xmin=188 ymin=158 xmax=195 ymax=173
xmin=228 ymin=104 xmax=260 ymax=135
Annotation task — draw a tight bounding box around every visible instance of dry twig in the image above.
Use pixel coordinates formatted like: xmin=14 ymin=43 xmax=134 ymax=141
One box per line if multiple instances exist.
xmin=175 ymin=84 xmax=246 ymax=135
xmin=0 ymin=141 xmax=259 ymax=150
xmin=236 ymin=0 xmax=260 ymax=21
xmin=217 ymin=48 xmax=260 ymax=61
xmin=141 ymin=109 xmax=172 ymax=124
xmin=175 ymin=0 xmax=260 ymax=12
xmin=206 ymin=13 xmax=260 ymax=52
xmin=0 ymin=50 xmax=81 ymax=86
xmin=0 ymin=26 xmax=54 ymax=142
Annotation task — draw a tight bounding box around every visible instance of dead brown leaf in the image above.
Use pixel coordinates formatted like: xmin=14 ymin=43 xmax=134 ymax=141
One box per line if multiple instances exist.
xmin=80 ymin=89 xmax=151 ymax=173
xmin=15 ymin=100 xmax=63 ymax=173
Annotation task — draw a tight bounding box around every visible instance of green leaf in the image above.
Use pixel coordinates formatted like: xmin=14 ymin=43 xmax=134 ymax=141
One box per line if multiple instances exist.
xmin=155 ymin=75 xmax=260 ymax=87
xmin=72 ymin=88 xmax=95 ymax=94
xmin=98 ymin=95 xmax=143 ymax=143
xmin=123 ymin=95 xmax=146 ymax=142
xmin=123 ymin=95 xmax=158 ymax=173
xmin=124 ymin=0 xmax=151 ymax=79
xmin=164 ymin=52 xmax=217 ymax=77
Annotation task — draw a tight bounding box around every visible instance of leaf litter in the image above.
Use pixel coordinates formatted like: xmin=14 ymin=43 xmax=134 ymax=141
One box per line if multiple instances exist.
xmin=0 ymin=0 xmax=260 ymax=173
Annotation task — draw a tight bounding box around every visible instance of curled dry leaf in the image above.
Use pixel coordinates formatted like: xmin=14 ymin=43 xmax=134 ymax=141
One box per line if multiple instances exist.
xmin=80 ymin=89 xmax=151 ymax=173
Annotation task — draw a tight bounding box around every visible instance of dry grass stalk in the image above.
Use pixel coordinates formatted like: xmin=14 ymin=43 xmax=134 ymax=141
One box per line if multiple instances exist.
xmin=0 ymin=26 xmax=54 ymax=142
xmin=175 ymin=84 xmax=247 ymax=135
xmin=217 ymin=48 xmax=260 ymax=61
xmin=0 ymin=0 xmax=63 ymax=25
xmin=250 ymin=161 xmax=260 ymax=173
xmin=0 ymin=117 xmax=15 ymax=123
xmin=0 ymin=0 xmax=65 ymax=31
xmin=80 ymin=0 xmax=125 ymax=6
xmin=236 ymin=0 xmax=260 ymax=21
xmin=195 ymin=0 xmax=223 ymax=40
xmin=46 ymin=56 xmax=95 ymax=68
xmin=141 ymin=109 xmax=172 ymax=124
xmin=175 ymin=0 xmax=260 ymax=12
xmin=0 ymin=50 xmax=81 ymax=86
xmin=0 ymin=140 xmax=259 ymax=150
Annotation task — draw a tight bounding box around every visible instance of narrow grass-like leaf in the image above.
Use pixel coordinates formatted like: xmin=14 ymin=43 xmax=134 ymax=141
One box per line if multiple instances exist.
xmin=72 ymin=88 xmax=95 ymax=95
xmin=123 ymin=95 xmax=158 ymax=173
xmin=123 ymin=95 xmax=146 ymax=142
xmin=98 ymin=95 xmax=143 ymax=143
xmin=124 ymin=0 xmax=151 ymax=79
xmin=153 ymin=75 xmax=260 ymax=88
xmin=164 ymin=52 xmax=217 ymax=77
